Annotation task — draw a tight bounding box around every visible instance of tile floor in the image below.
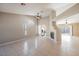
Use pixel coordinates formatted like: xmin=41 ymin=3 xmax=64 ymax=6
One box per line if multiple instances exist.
xmin=0 ymin=34 xmax=79 ymax=56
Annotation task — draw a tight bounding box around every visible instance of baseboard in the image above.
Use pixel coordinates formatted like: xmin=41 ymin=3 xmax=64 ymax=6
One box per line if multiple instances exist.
xmin=0 ymin=38 xmax=25 ymax=47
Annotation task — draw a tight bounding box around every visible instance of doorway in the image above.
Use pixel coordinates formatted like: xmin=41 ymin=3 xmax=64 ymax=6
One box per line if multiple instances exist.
xmin=58 ymin=24 xmax=72 ymax=42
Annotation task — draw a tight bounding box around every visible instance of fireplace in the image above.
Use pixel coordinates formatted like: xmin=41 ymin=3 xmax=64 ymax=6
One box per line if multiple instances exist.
xmin=50 ymin=32 xmax=54 ymax=39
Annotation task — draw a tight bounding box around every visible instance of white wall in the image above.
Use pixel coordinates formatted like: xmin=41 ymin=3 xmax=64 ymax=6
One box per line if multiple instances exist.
xmin=0 ymin=12 xmax=36 ymax=43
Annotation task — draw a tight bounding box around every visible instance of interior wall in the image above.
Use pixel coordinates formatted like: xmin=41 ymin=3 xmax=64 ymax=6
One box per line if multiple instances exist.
xmin=27 ymin=24 xmax=37 ymax=37
xmin=71 ymin=23 xmax=79 ymax=37
xmin=0 ymin=12 xmax=36 ymax=43
xmin=52 ymin=22 xmax=61 ymax=43
xmin=58 ymin=23 xmax=79 ymax=37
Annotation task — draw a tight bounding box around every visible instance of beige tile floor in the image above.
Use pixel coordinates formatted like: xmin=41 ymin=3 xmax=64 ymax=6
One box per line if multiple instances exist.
xmin=0 ymin=34 xmax=79 ymax=56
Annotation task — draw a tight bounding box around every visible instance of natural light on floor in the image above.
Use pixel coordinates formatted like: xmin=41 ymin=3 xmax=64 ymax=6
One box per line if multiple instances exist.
xmin=62 ymin=34 xmax=71 ymax=42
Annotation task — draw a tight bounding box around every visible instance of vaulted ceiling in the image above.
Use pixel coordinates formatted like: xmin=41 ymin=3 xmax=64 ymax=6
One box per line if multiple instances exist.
xmin=56 ymin=3 xmax=79 ymax=24
xmin=0 ymin=3 xmax=78 ymax=22
xmin=0 ymin=3 xmax=74 ymax=16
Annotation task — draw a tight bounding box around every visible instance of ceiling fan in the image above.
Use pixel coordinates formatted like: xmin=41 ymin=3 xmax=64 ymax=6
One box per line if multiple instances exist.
xmin=33 ymin=11 xmax=49 ymax=20
xmin=20 ymin=3 xmax=49 ymax=20
xmin=34 ymin=12 xmax=42 ymax=20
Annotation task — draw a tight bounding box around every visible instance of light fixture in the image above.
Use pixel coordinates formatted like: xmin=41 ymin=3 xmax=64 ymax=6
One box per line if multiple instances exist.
xmin=36 ymin=12 xmax=41 ymax=20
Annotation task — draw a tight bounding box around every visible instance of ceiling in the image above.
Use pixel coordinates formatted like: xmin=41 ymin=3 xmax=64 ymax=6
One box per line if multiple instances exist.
xmin=56 ymin=3 xmax=79 ymax=24
xmin=57 ymin=13 xmax=79 ymax=24
xmin=1 ymin=3 xmax=79 ymax=23
xmin=48 ymin=3 xmax=75 ymax=16
xmin=0 ymin=3 xmax=75 ymax=17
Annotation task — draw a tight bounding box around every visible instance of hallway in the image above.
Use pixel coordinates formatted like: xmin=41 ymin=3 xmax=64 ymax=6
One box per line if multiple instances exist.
xmin=0 ymin=35 xmax=79 ymax=56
